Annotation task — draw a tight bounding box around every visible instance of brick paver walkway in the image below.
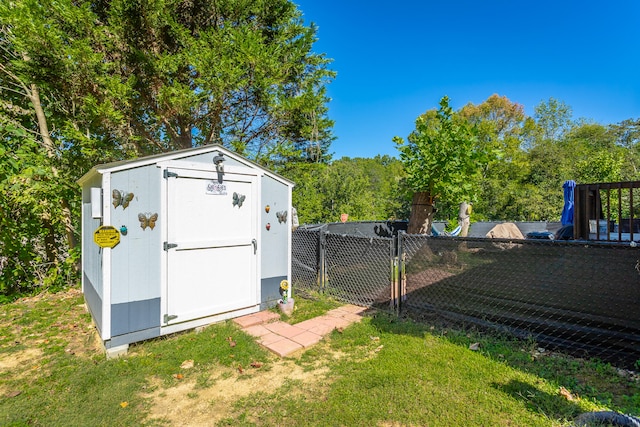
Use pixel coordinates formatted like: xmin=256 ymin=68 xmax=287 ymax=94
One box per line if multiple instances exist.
xmin=233 ymin=304 xmax=367 ymax=357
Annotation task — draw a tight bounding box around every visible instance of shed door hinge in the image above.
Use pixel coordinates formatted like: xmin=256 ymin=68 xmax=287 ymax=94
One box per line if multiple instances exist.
xmin=163 ymin=242 xmax=178 ymax=251
xmin=164 ymin=314 xmax=178 ymax=323
xmin=163 ymin=170 xmax=179 ymax=179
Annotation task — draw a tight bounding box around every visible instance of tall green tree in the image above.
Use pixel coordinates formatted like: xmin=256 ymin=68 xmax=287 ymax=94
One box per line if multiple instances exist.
xmin=459 ymin=94 xmax=529 ymax=220
xmin=283 ymin=156 xmax=407 ymax=225
xmin=394 ymin=96 xmax=487 ymax=234
xmin=565 ymin=123 xmax=622 ymax=184
xmin=0 ymin=0 xmax=98 ymax=295
xmin=87 ymin=0 xmax=336 ymax=164
xmin=2 ymin=0 xmax=335 ymax=166
xmin=283 ymin=162 xmax=327 ymax=224
xmin=518 ymin=98 xmax=578 ymax=220
xmin=343 ymin=156 xmax=408 ymax=220
xmin=610 ymin=118 xmax=640 ymax=179
xmin=532 ymin=97 xmax=574 ymax=143
xmin=0 ymin=0 xmax=335 ymax=297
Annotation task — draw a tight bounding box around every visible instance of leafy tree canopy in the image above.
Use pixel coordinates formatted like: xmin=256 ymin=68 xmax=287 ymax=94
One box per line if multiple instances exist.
xmin=1 ymin=0 xmax=335 ymax=165
xmin=0 ymin=0 xmax=335 ymax=298
xmin=393 ymin=96 xmax=491 ymax=206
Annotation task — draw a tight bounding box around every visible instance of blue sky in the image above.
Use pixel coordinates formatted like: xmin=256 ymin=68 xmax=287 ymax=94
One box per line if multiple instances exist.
xmin=294 ymin=1 xmax=640 ymax=160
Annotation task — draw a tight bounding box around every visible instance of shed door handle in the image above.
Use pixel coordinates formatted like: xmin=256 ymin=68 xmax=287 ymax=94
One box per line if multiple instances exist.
xmin=252 ymin=238 xmax=257 ymax=254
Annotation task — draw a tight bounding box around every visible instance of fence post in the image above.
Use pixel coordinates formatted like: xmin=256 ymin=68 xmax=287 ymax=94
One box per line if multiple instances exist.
xmin=396 ymin=231 xmax=406 ymax=315
xmin=391 ymin=235 xmax=397 ymax=314
xmin=318 ymin=230 xmax=327 ymax=293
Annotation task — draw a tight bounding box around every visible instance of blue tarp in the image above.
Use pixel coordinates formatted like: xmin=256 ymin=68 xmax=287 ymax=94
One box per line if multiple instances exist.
xmin=561 ymin=180 xmax=576 ymax=226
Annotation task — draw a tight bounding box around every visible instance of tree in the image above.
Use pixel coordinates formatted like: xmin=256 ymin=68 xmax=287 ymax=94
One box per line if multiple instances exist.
xmin=394 ymin=96 xmax=486 ymax=234
xmin=459 ymin=94 xmax=528 ymax=220
xmin=610 ymin=118 xmax=640 ymax=179
xmin=343 ymin=156 xmax=408 ymax=220
xmin=0 ymin=0 xmax=335 ymax=297
xmin=520 ymin=98 xmax=573 ymax=153
xmin=84 ymin=0 xmax=336 ymax=163
xmin=282 ymin=156 xmax=408 ymax=225
xmin=283 ymin=162 xmax=327 ymax=224
xmin=0 ymin=0 xmax=96 ymax=294
xmin=563 ymin=123 xmax=622 ymax=183
xmin=515 ymin=98 xmax=577 ymax=221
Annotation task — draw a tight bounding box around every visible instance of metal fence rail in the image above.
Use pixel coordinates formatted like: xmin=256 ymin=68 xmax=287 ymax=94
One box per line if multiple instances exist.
xmin=291 ymin=226 xmax=640 ymax=368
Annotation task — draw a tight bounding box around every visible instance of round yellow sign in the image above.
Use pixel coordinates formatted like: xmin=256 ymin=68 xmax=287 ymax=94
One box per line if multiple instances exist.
xmin=93 ymin=226 xmax=121 ymax=248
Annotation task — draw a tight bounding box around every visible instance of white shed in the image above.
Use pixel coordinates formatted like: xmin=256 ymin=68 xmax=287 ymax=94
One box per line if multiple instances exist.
xmin=78 ymin=144 xmax=294 ymax=354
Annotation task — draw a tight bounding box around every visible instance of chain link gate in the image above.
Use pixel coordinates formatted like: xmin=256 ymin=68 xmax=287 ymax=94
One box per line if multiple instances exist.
xmin=291 ymin=227 xmax=324 ymax=292
xmin=292 ymin=228 xmax=398 ymax=313
xmin=323 ymin=233 xmax=396 ymax=310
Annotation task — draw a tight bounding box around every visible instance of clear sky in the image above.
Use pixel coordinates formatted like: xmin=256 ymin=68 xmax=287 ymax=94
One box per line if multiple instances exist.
xmin=294 ymin=1 xmax=640 ymax=160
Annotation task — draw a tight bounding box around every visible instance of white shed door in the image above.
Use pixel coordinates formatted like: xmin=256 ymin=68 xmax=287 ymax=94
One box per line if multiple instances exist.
xmin=165 ymin=168 xmax=258 ymax=324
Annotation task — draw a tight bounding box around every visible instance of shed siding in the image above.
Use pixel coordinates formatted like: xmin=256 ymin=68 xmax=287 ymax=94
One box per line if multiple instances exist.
xmin=260 ymin=174 xmax=290 ymax=306
xmin=81 ymin=173 xmax=104 ymax=330
xmin=83 ymin=271 xmax=103 ymax=334
xmin=109 ymin=165 xmax=162 ymax=306
xmin=180 ymin=151 xmax=246 ymax=168
xmin=261 ymin=276 xmax=287 ymax=308
xmin=106 ymin=327 xmax=161 ymax=349
xmin=111 ymin=298 xmax=161 ymax=336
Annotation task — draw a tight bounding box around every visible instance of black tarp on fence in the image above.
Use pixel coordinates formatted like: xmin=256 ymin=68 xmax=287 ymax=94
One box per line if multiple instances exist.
xmin=400 ymin=235 xmax=640 ymax=368
xmin=291 ymin=225 xmax=640 ymax=368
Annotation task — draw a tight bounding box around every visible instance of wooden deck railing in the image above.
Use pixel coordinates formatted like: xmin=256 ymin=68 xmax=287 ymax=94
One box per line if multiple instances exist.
xmin=574 ymin=181 xmax=640 ymax=241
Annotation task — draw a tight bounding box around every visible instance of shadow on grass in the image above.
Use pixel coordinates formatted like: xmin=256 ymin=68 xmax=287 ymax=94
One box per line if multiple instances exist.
xmin=492 ymin=379 xmax=584 ymax=421
xmin=367 ymin=309 xmax=640 ymax=417
xmin=367 ymin=310 xmax=430 ymax=338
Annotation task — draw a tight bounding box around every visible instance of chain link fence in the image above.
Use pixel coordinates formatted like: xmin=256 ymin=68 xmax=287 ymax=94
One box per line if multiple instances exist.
xmin=291 ymin=227 xmax=323 ymax=291
xmin=323 ymin=233 xmax=395 ymax=308
xmin=291 ymin=225 xmax=640 ymax=368
xmin=292 ymin=226 xmax=396 ymax=312
xmin=400 ymin=234 xmax=640 ymax=368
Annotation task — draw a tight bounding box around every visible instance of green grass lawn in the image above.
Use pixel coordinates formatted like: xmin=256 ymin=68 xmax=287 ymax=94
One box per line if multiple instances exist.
xmin=1 ymin=287 xmax=638 ymax=426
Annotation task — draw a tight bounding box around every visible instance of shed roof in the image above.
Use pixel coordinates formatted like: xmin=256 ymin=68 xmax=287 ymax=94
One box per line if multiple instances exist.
xmin=77 ymin=144 xmax=295 ymax=187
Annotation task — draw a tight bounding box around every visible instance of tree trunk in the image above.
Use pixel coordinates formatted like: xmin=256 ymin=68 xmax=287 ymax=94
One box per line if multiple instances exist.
xmin=61 ymin=199 xmax=77 ymax=252
xmin=29 ymin=83 xmax=78 ymax=258
xmin=41 ymin=217 xmax=58 ymax=266
xmin=458 ymin=201 xmax=471 ymax=237
xmin=407 ymin=192 xmax=436 ymax=234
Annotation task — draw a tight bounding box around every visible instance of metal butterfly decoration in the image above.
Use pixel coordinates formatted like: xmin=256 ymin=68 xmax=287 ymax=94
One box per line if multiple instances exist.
xmin=138 ymin=212 xmax=158 ymax=230
xmin=112 ymin=189 xmax=134 ymax=209
xmin=232 ymin=192 xmax=246 ymax=208
xmin=276 ymin=210 xmax=287 ymax=224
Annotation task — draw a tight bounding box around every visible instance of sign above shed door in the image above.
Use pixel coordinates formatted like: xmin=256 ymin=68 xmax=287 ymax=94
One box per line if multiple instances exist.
xmin=164 ymin=167 xmax=258 ymax=325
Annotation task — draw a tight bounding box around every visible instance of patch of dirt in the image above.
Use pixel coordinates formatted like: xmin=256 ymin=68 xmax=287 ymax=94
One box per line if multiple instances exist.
xmin=144 ymin=360 xmax=330 ymax=426
xmin=406 ymin=268 xmax=457 ymax=290
xmin=0 ymin=347 xmax=43 ymax=371
xmin=0 ymin=347 xmax=44 ymax=397
xmin=0 ymin=287 xmax=102 ymax=367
